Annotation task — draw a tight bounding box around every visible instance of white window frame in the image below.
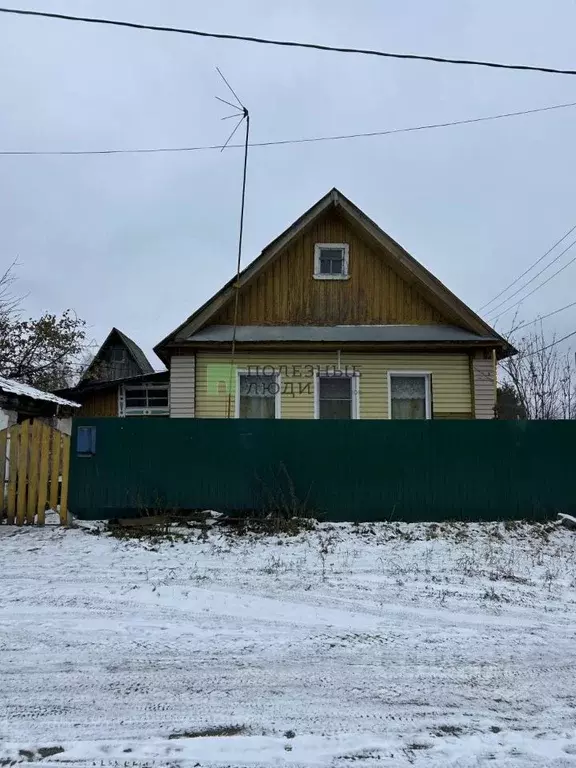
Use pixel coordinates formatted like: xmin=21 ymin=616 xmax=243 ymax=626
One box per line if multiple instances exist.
xmin=387 ymin=371 xmax=432 ymax=420
xmin=119 ymin=382 xmax=170 ymax=417
xmin=313 ymin=243 xmax=349 ymax=280
xmin=235 ymin=369 xmax=282 ymax=419
xmin=314 ymin=371 xmax=360 ymax=420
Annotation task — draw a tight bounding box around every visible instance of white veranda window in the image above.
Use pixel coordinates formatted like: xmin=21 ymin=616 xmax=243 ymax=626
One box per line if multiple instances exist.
xmin=122 ymin=384 xmax=169 ymax=416
xmin=389 ymin=374 xmax=431 ymax=419
xmin=237 ymin=373 xmax=280 ymax=419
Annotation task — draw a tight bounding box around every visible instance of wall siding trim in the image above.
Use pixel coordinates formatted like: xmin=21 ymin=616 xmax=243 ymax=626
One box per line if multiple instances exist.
xmin=473 ymin=354 xmax=495 ymax=419
xmin=170 ymin=355 xmax=196 ymax=418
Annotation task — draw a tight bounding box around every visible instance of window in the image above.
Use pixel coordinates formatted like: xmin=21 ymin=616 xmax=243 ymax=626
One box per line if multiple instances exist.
xmin=388 ymin=373 xmax=431 ymax=419
xmin=110 ymin=347 xmax=127 ymax=363
xmin=316 ymin=374 xmax=358 ymax=419
xmin=314 ymin=243 xmax=349 ymax=279
xmin=237 ymin=373 xmax=280 ymax=419
xmin=122 ymin=384 xmax=169 ymax=416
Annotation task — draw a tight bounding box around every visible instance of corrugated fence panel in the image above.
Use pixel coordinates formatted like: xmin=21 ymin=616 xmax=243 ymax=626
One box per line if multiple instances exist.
xmin=69 ymin=418 xmax=576 ymax=522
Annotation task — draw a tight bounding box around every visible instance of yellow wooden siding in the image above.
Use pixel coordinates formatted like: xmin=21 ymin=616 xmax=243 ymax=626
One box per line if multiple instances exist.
xmin=75 ymin=388 xmax=119 ymax=417
xmin=194 ymin=351 xmax=471 ymax=419
xmin=212 ymin=210 xmax=448 ymax=327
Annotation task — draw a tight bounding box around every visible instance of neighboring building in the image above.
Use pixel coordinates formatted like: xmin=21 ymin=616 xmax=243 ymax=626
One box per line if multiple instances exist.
xmin=155 ymin=188 xmax=514 ymax=420
xmin=56 ymin=328 xmax=169 ymax=417
xmin=0 ymin=377 xmax=79 ymax=432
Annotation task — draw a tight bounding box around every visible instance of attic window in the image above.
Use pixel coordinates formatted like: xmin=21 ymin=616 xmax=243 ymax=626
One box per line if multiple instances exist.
xmin=314 ymin=243 xmax=349 ymax=280
xmin=110 ymin=347 xmax=127 ymax=363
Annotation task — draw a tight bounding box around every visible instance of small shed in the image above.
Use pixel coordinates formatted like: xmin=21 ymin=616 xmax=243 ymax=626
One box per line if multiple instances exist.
xmin=0 ymin=377 xmax=79 ymax=433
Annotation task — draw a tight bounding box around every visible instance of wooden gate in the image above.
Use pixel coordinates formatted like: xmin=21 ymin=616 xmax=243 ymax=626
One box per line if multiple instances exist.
xmin=0 ymin=420 xmax=70 ymax=526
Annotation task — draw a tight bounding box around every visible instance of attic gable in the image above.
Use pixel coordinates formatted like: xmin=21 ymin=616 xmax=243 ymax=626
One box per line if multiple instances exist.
xmin=81 ymin=328 xmax=153 ymax=385
xmin=211 ymin=207 xmax=449 ymax=327
xmin=155 ymin=188 xmax=510 ymax=356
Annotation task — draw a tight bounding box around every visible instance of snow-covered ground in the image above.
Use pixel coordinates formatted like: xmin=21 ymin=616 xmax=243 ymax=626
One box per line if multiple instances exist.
xmin=2 ymin=520 xmax=576 ymax=767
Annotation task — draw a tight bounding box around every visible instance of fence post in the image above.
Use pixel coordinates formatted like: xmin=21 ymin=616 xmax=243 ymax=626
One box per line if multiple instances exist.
xmin=36 ymin=424 xmax=51 ymax=526
xmin=59 ymin=433 xmax=71 ymax=526
xmin=16 ymin=423 xmax=29 ymax=526
xmin=0 ymin=428 xmax=6 ymax=521
xmin=6 ymin=426 xmax=18 ymax=524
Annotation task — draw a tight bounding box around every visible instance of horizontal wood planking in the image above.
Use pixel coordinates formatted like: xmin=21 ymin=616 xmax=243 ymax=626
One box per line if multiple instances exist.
xmin=473 ymin=357 xmax=496 ymax=419
xmin=212 ymin=210 xmax=448 ymax=327
xmin=170 ymin=355 xmax=196 ymax=417
xmin=195 ymin=351 xmax=472 ymax=419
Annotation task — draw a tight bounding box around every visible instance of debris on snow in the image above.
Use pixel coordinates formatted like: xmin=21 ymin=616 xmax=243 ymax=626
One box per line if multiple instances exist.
xmin=557 ymin=512 xmax=576 ymax=530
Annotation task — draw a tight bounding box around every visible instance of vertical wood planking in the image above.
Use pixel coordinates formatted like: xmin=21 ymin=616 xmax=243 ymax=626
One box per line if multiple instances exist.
xmin=6 ymin=426 xmax=19 ymax=524
xmin=26 ymin=421 xmax=42 ymax=524
xmin=59 ymin=434 xmax=71 ymax=525
xmin=211 ymin=209 xmax=447 ymax=327
xmin=49 ymin=432 xmax=61 ymax=512
xmin=0 ymin=428 xmax=7 ymax=517
xmin=16 ymin=422 xmax=29 ymax=525
xmin=36 ymin=424 xmax=51 ymax=525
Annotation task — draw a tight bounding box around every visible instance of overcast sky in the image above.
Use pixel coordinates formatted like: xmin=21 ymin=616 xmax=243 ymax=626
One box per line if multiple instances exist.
xmin=1 ymin=0 xmax=576 ymax=368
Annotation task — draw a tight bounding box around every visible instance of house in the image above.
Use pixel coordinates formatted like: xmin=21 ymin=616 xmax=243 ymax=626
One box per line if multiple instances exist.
xmin=0 ymin=376 xmax=79 ymax=432
xmin=56 ymin=328 xmax=169 ymax=417
xmin=155 ymin=189 xmax=515 ymax=419
xmin=155 ymin=189 xmax=514 ymax=420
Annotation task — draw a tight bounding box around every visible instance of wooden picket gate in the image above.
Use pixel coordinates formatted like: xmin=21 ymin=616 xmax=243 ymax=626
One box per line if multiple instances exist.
xmin=0 ymin=420 xmax=70 ymax=526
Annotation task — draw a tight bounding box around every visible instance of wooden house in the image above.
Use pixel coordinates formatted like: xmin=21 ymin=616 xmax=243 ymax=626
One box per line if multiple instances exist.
xmin=154 ymin=188 xmax=514 ymax=420
xmin=57 ymin=328 xmax=168 ymax=417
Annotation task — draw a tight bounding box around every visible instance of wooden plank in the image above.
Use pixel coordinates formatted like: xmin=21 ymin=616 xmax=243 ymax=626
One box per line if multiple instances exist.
xmin=0 ymin=428 xmax=7 ymax=519
xmin=16 ymin=421 xmax=29 ymax=525
xmin=59 ymin=434 xmax=71 ymax=526
xmin=36 ymin=424 xmax=51 ymax=526
xmin=6 ymin=426 xmax=19 ymax=524
xmin=49 ymin=431 xmax=61 ymax=512
xmin=26 ymin=421 xmax=42 ymax=524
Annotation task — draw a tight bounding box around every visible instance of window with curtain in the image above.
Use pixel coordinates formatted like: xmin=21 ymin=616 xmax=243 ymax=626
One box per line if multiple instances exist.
xmin=390 ymin=375 xmax=429 ymax=419
xmin=238 ymin=373 xmax=278 ymax=418
xmin=318 ymin=376 xmax=354 ymax=419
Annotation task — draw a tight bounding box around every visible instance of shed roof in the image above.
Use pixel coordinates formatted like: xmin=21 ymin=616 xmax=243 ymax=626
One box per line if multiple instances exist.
xmin=0 ymin=377 xmax=79 ymax=408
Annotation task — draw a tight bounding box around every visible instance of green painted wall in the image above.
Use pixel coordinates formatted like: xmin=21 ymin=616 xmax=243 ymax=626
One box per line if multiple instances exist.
xmin=70 ymin=418 xmax=576 ymax=522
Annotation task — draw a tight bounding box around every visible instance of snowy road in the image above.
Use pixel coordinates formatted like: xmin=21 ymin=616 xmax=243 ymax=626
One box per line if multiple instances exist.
xmin=1 ymin=521 xmax=576 ymax=766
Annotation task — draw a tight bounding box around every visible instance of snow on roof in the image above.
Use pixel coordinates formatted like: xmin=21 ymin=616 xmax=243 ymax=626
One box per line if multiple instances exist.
xmin=0 ymin=376 xmax=80 ymax=408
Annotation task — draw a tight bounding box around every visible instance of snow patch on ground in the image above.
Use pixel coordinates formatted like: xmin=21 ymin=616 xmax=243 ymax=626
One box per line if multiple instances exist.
xmin=1 ymin=521 xmax=576 ymax=766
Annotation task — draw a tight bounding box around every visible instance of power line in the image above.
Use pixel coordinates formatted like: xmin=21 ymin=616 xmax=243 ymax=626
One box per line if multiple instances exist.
xmin=520 ymin=328 xmax=576 ymax=358
xmin=2 ymin=100 xmax=575 ymax=157
xmin=510 ymin=300 xmax=576 ymax=334
xmin=479 ymin=220 xmax=576 ymax=311
xmin=490 ymin=245 xmax=576 ymax=322
xmin=486 ymin=237 xmax=576 ymax=318
xmin=1 ymin=6 xmax=576 ymax=77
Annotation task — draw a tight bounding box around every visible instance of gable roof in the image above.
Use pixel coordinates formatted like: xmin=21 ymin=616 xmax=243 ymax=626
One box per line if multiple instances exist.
xmin=154 ymin=188 xmax=513 ymax=359
xmin=81 ymin=328 xmax=154 ymax=384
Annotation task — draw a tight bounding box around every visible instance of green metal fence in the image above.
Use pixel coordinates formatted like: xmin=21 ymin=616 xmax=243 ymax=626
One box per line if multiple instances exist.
xmin=69 ymin=418 xmax=576 ymax=522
